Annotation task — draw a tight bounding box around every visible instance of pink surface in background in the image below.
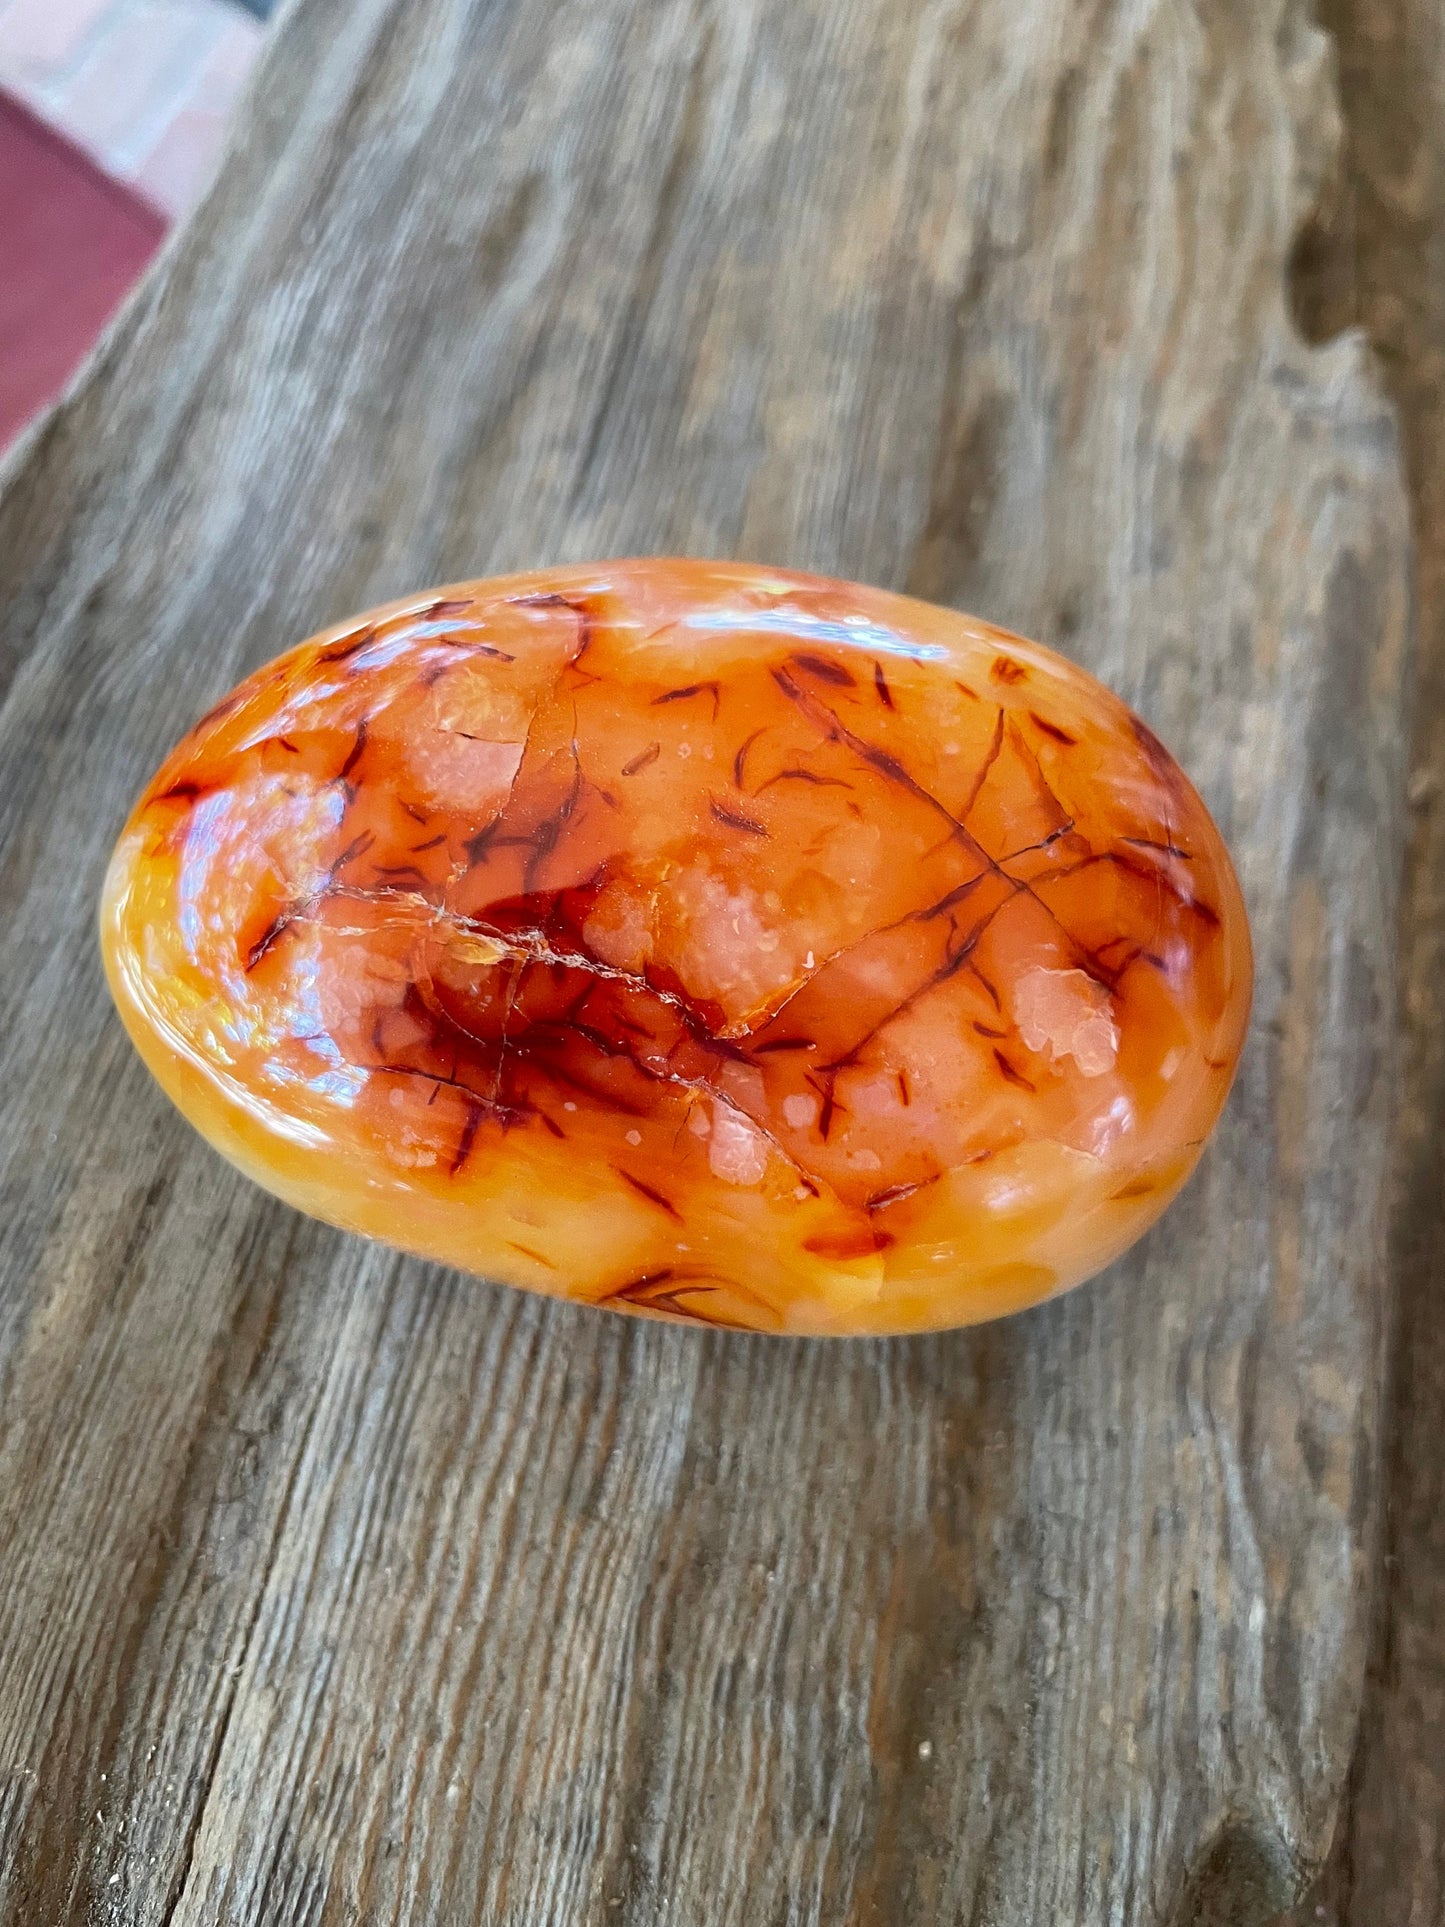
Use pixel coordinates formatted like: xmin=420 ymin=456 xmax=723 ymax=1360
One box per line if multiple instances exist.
xmin=0 ymin=87 xmax=164 ymax=450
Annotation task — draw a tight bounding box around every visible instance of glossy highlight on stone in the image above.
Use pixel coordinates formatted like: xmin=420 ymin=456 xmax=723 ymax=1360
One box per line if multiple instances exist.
xmin=101 ymin=561 xmax=1252 ymax=1335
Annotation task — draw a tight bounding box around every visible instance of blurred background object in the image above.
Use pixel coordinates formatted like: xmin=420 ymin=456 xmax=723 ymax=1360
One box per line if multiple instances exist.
xmin=0 ymin=96 xmax=161 ymax=449
xmin=0 ymin=0 xmax=267 ymax=450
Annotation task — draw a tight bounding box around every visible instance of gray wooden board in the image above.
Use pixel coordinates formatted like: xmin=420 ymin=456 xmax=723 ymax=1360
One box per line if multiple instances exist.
xmin=0 ymin=0 xmax=1412 ymax=1920
xmin=1282 ymin=0 xmax=1445 ymax=1920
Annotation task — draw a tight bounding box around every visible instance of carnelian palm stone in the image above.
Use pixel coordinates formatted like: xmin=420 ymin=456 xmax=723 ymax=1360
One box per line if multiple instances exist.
xmin=102 ymin=560 xmax=1251 ymax=1336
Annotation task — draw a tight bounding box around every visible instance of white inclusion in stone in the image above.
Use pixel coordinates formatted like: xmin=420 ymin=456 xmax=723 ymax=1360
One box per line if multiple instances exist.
xmin=1011 ymin=966 xmax=1119 ymax=1076
xmin=708 ymin=1105 xmax=768 ymax=1185
xmin=783 ymin=1093 xmax=818 ymax=1128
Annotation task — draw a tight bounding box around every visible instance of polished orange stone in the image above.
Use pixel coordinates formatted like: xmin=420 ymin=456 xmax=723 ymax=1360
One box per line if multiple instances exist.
xmin=101 ymin=560 xmax=1251 ymax=1335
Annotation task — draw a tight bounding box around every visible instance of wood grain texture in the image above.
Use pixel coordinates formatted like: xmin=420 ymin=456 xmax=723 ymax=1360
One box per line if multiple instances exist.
xmin=1281 ymin=0 xmax=1445 ymax=1921
xmin=0 ymin=0 xmax=1411 ymax=1921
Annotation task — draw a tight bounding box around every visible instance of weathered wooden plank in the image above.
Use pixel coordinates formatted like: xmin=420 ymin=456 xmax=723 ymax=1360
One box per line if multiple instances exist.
xmin=0 ymin=0 xmax=1410 ymax=1922
xmin=1281 ymin=1 xmax=1445 ymax=1921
